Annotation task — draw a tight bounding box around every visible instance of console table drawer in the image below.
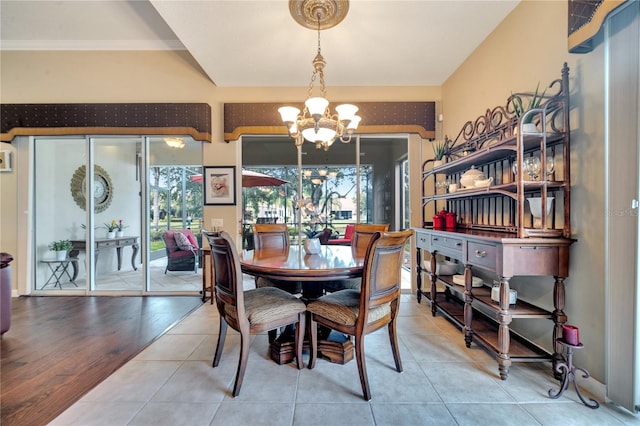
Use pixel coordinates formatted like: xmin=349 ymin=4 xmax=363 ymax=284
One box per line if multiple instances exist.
xmin=415 ymin=232 xmax=430 ymax=249
xmin=467 ymin=241 xmax=497 ymax=271
xmin=97 ymin=240 xmax=118 ymax=248
xmin=431 ymin=235 xmax=463 ymax=252
xmin=503 ymin=245 xmax=560 ymax=276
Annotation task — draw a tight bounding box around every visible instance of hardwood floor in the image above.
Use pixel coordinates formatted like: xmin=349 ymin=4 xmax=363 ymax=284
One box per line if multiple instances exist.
xmin=0 ymin=296 xmax=203 ymax=426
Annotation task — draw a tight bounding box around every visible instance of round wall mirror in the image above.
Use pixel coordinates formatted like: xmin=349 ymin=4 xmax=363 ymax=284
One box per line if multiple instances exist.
xmin=70 ymin=164 xmax=113 ymax=213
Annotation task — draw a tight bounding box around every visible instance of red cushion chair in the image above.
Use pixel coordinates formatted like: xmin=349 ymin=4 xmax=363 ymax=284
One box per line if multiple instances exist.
xmin=327 ymin=224 xmax=355 ymax=245
xmin=162 ymin=229 xmax=199 ymax=273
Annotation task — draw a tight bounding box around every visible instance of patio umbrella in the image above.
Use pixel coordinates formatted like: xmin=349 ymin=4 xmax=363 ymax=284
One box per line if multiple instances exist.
xmin=190 ymin=170 xmax=288 ymax=187
xmin=241 ymin=170 xmax=288 ymax=187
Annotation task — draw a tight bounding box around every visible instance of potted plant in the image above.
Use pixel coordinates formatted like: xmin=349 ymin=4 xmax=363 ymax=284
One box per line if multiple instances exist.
xmin=431 ymin=140 xmax=447 ymax=167
xmin=104 ymin=220 xmax=117 ymax=239
xmin=115 ymin=219 xmax=127 ymax=238
xmin=512 ymin=82 xmax=547 ymax=133
xmin=49 ymin=239 xmax=73 ymax=261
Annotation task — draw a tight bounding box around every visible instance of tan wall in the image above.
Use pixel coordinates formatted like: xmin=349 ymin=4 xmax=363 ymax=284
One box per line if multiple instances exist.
xmin=442 ymin=0 xmax=606 ymax=382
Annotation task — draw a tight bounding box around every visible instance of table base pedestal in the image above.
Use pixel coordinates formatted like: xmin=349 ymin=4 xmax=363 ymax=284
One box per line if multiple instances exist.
xmin=270 ymin=330 xmax=354 ymax=365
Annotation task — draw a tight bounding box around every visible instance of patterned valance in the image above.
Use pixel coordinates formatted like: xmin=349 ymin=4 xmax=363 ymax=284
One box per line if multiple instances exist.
xmin=223 ymin=102 xmax=436 ymax=142
xmin=568 ymin=0 xmax=628 ymax=53
xmin=0 ymin=103 xmax=212 ymax=142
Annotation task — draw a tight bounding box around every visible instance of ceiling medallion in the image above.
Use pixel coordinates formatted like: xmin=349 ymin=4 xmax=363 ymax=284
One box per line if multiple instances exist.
xmin=289 ymin=0 xmax=349 ymax=30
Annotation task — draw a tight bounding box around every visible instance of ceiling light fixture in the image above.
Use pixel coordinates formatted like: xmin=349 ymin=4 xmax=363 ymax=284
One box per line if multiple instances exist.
xmin=279 ymin=0 xmax=360 ymax=151
xmin=164 ymin=137 xmax=185 ymax=149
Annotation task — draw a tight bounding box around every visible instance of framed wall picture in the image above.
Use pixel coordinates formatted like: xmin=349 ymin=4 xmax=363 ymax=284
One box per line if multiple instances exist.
xmin=204 ymin=166 xmax=236 ymax=205
xmin=0 ymin=151 xmax=11 ymax=172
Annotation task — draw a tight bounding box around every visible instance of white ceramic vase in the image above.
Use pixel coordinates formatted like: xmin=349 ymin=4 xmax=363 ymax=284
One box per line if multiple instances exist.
xmin=527 ymin=197 xmax=554 ymax=228
xmin=303 ymin=238 xmax=321 ymax=255
xmin=116 ymin=230 xmax=124 ymax=238
xmin=55 ymin=250 xmax=67 ymax=261
xmin=107 ymin=231 xmax=116 ymax=239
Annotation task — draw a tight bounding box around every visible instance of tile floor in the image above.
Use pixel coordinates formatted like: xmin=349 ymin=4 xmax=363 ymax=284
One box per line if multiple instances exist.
xmin=52 ymin=284 xmax=640 ymax=426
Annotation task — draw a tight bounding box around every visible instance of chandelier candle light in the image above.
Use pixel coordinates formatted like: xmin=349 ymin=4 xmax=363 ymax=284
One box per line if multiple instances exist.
xmin=279 ymin=0 xmax=360 ymax=151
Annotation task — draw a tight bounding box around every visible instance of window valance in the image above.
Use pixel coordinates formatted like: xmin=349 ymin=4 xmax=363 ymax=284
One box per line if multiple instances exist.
xmin=0 ymin=103 xmax=212 ymax=142
xmin=568 ymin=0 xmax=629 ymax=53
xmin=223 ymin=102 xmax=435 ymax=142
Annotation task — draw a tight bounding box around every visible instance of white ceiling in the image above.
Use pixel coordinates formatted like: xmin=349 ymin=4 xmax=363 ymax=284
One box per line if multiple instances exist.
xmin=0 ymin=0 xmax=519 ymax=87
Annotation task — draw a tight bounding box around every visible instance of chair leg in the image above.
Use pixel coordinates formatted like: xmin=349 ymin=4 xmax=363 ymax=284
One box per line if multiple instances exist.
xmin=213 ymin=319 xmax=228 ymax=368
xmin=354 ymin=335 xmax=371 ymax=401
xmin=232 ymin=331 xmax=251 ymax=397
xmin=295 ymin=312 xmax=306 ymax=369
xmin=388 ymin=319 xmax=403 ymax=373
xmin=308 ymin=315 xmax=318 ymax=369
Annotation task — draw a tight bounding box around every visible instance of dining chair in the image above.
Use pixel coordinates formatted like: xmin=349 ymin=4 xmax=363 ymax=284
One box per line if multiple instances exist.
xmin=351 ymin=223 xmax=390 ymax=257
xmin=307 ymin=229 xmax=414 ymax=401
xmin=205 ymin=231 xmax=306 ymax=397
xmin=322 ymin=223 xmax=390 ymax=293
xmin=252 ymin=223 xmax=289 ymax=250
xmin=252 ymin=223 xmax=301 ymax=295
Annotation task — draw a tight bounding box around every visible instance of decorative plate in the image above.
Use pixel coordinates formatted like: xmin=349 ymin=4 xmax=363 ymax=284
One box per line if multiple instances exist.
xmin=452 ymin=274 xmax=483 ymax=288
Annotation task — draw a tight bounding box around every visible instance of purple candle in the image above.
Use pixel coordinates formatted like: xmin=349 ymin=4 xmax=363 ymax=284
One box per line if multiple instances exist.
xmin=563 ymin=324 xmax=580 ymax=345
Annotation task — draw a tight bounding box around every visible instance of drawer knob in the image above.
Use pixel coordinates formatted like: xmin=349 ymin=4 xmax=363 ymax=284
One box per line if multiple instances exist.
xmin=475 ymin=249 xmax=487 ymax=258
xmin=433 ymin=237 xmax=439 ymax=241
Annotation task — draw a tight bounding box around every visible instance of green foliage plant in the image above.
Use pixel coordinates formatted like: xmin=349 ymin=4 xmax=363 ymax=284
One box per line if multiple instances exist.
xmin=49 ymin=239 xmax=73 ymax=251
xmin=431 ymin=140 xmax=447 ymax=161
xmin=512 ymin=82 xmax=547 ymax=124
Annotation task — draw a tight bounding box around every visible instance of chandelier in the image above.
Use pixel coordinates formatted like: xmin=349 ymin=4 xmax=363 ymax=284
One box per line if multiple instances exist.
xmin=164 ymin=137 xmax=185 ymax=149
xmin=278 ymin=0 xmax=360 ymax=151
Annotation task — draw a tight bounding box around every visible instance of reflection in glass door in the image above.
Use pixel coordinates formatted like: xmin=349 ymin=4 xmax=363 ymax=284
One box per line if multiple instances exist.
xmin=90 ymin=137 xmax=144 ymax=291
xmin=32 ymin=135 xmax=202 ymax=295
xmin=33 ymin=136 xmax=144 ymax=293
xmin=147 ymin=137 xmax=203 ymax=293
xmin=34 ymin=137 xmax=88 ymax=293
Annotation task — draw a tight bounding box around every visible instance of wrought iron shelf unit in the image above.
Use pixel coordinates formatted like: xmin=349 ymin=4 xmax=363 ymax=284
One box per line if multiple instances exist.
xmin=414 ymin=63 xmax=574 ymax=380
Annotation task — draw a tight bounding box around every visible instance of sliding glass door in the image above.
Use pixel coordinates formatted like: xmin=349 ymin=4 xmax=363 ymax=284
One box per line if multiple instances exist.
xmin=32 ymin=135 xmax=202 ymax=295
xmin=147 ymin=137 xmax=203 ymax=293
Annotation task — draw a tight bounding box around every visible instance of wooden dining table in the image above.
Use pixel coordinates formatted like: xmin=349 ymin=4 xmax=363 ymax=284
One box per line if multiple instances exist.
xmin=240 ymin=244 xmax=365 ymax=364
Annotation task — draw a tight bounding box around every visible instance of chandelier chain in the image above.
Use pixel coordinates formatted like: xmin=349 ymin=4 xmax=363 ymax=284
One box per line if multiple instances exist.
xmin=307 ymin=15 xmax=328 ymax=100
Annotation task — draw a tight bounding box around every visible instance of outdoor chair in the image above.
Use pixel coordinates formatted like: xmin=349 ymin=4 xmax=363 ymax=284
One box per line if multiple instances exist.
xmin=327 ymin=224 xmax=355 ymax=245
xmin=317 ymin=228 xmax=333 ymax=245
xmin=307 ymin=229 xmax=414 ymax=400
xmin=162 ymin=229 xmax=199 ymax=274
xmin=205 ymin=231 xmax=306 ymax=397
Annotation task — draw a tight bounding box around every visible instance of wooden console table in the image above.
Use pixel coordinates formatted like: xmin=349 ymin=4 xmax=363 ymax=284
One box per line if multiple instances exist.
xmin=414 ymin=227 xmax=573 ymax=380
xmin=69 ymin=236 xmax=139 ymax=281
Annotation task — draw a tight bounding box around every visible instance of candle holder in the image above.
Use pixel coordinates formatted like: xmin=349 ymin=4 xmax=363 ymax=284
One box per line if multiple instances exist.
xmin=562 ymin=324 xmax=580 ymax=345
xmin=548 ymin=338 xmax=599 ymax=409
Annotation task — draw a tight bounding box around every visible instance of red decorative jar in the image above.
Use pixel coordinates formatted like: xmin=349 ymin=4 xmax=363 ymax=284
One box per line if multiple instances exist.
xmin=433 ymin=215 xmax=444 ymax=230
xmin=445 ymin=212 xmax=457 ymax=230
